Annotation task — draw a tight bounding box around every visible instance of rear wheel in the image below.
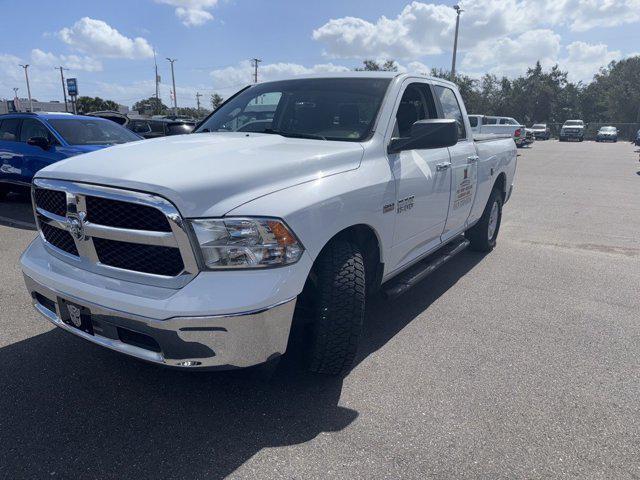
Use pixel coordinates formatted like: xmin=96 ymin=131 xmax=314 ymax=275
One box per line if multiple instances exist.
xmin=466 ymin=188 xmax=503 ymax=253
xmin=304 ymin=240 xmax=366 ymax=376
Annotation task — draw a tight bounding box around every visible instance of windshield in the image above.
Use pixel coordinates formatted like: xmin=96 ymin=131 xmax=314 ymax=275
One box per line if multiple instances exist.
xmin=564 ymin=120 xmax=584 ymax=126
xmin=195 ymin=78 xmax=392 ymax=141
xmin=49 ymin=118 xmax=141 ymax=145
xmin=600 ymin=127 xmax=616 ymax=132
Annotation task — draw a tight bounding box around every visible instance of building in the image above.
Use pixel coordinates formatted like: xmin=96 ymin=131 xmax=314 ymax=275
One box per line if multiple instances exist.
xmin=1 ymin=98 xmax=129 ymax=115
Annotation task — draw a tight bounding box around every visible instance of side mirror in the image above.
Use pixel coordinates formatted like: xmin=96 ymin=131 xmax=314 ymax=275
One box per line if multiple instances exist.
xmin=388 ymin=119 xmax=458 ymax=154
xmin=27 ymin=136 xmax=51 ymax=150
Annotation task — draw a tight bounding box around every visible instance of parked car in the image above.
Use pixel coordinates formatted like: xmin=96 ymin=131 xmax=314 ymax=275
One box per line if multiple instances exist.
xmin=21 ymin=73 xmax=517 ymax=375
xmin=559 ymin=119 xmax=585 ymax=142
xmin=0 ymin=112 xmax=140 ymax=198
xmin=595 ymin=126 xmax=618 ymax=142
xmin=530 ymin=123 xmax=551 ymax=140
xmin=469 ymin=115 xmax=530 ymax=147
xmin=87 ymin=111 xmax=196 ymax=139
xmin=635 ymin=129 xmax=640 ymax=146
xmin=127 ymin=118 xmax=196 ymax=139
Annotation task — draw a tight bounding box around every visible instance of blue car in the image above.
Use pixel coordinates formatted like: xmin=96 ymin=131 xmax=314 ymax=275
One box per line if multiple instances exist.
xmin=0 ymin=112 xmax=141 ymax=199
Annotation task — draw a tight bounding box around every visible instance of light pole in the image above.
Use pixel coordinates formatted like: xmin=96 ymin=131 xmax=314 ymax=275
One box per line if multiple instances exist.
xmin=19 ymin=64 xmax=33 ymax=112
xmin=56 ymin=66 xmax=69 ymax=112
xmin=450 ymin=5 xmax=463 ymax=80
xmin=166 ymin=58 xmax=178 ymax=116
xmin=195 ymin=92 xmax=202 ymax=117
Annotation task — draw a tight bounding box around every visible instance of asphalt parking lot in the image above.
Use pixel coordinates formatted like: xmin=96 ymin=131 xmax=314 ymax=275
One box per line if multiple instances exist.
xmin=1 ymin=140 xmax=639 ymax=479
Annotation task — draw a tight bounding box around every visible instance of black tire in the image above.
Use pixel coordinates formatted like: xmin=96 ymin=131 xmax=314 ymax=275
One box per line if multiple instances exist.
xmin=465 ymin=188 xmax=503 ymax=253
xmin=305 ymin=240 xmax=366 ymax=376
xmin=0 ymin=184 xmax=9 ymax=201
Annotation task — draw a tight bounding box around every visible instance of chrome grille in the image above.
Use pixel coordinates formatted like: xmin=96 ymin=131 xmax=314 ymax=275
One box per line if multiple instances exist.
xmin=32 ymin=179 xmax=199 ymax=289
xmin=34 ymin=188 xmax=67 ymax=217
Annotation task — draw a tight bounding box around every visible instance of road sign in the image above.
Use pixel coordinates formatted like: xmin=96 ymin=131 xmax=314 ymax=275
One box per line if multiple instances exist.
xmin=66 ymin=78 xmax=78 ymax=96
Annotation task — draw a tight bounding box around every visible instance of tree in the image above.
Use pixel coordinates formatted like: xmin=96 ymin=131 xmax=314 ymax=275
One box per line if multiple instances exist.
xmin=210 ymin=93 xmax=224 ymax=110
xmin=132 ymin=96 xmax=168 ymax=115
xmin=355 ymin=59 xmax=398 ymax=72
xmin=76 ymin=96 xmax=120 ymax=113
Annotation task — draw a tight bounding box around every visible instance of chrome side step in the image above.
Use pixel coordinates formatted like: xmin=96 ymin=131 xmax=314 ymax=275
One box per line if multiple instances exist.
xmin=383 ymin=236 xmax=470 ymax=298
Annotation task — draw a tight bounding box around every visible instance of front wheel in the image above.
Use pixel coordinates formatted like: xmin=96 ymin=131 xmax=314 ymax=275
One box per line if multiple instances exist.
xmin=466 ymin=189 xmax=503 ymax=253
xmin=305 ymin=240 xmax=366 ymax=376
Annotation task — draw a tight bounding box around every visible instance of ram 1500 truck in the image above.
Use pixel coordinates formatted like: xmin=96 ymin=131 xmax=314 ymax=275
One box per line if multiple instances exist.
xmin=21 ymin=73 xmax=517 ymax=375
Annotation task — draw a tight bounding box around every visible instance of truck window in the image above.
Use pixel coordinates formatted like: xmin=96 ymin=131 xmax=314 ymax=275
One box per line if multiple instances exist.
xmin=393 ymin=83 xmax=437 ymax=138
xmin=434 ymin=86 xmax=466 ymax=140
xmin=469 ymin=116 xmax=478 ymax=128
xmin=196 ymin=78 xmax=391 ymax=142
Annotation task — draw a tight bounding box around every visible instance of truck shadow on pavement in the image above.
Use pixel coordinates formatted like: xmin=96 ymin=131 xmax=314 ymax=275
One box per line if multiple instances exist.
xmin=0 ymin=252 xmax=484 ymax=479
xmin=0 ymin=192 xmax=36 ymax=230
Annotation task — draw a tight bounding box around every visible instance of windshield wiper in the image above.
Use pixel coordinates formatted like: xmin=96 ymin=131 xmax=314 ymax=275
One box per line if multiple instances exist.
xmin=262 ymin=129 xmax=326 ymax=140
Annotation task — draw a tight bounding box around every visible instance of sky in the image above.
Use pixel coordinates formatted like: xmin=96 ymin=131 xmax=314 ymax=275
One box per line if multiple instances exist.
xmin=1 ymin=0 xmax=639 ymax=108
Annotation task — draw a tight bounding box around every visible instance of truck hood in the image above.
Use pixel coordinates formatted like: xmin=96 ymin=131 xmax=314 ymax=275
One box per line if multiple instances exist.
xmin=37 ymin=132 xmax=364 ymax=217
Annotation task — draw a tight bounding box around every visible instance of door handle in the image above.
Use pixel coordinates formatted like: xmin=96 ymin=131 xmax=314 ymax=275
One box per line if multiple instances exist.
xmin=467 ymin=155 xmax=479 ymax=163
xmin=436 ymin=162 xmax=451 ymax=171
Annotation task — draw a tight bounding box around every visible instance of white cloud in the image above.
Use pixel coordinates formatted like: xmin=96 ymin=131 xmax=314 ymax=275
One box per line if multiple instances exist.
xmin=156 ymin=0 xmax=219 ymax=26
xmin=462 ymin=29 xmax=561 ymax=76
xmin=210 ymin=61 xmax=351 ymax=88
xmin=31 ymin=49 xmax=103 ymax=72
xmin=561 ymin=41 xmax=622 ymax=82
xmin=313 ymin=4 xmax=455 ymax=60
xmin=313 ymin=0 xmax=640 ymax=60
xmin=58 ymin=17 xmax=153 ymax=59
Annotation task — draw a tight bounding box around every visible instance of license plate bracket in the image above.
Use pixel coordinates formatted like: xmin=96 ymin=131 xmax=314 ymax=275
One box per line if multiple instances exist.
xmin=59 ymin=299 xmax=94 ymax=335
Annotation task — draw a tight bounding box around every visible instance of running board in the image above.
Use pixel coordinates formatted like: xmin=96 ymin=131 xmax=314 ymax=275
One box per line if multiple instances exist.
xmin=383 ymin=236 xmax=470 ymax=298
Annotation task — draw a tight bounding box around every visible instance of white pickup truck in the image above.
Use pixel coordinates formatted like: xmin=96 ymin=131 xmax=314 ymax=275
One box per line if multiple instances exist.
xmin=21 ymin=73 xmax=517 ymax=375
xmin=468 ymin=115 xmax=529 ymax=147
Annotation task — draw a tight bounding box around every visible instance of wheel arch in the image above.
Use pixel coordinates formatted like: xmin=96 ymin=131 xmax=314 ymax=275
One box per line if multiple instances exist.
xmin=493 ymin=171 xmax=507 ymax=202
xmin=316 ymin=223 xmax=384 ymax=293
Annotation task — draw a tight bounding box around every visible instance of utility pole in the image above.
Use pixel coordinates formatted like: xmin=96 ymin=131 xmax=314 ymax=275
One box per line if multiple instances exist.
xmin=153 ymin=50 xmax=160 ymax=112
xmin=195 ymin=92 xmax=202 ymax=117
xmin=166 ymin=57 xmax=178 ymax=116
xmin=12 ymin=88 xmax=19 ymax=111
xmin=19 ymin=64 xmax=33 ymax=112
xmin=56 ymin=66 xmax=69 ymax=112
xmin=251 ymin=58 xmax=262 ymax=84
xmin=450 ymin=5 xmax=463 ymax=80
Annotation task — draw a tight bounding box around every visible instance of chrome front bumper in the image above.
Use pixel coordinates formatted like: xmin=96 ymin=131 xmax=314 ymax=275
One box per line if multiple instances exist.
xmin=24 ymin=274 xmax=296 ymax=369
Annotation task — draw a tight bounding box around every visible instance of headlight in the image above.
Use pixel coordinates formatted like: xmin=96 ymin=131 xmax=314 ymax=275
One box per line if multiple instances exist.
xmin=189 ymin=217 xmax=304 ymax=269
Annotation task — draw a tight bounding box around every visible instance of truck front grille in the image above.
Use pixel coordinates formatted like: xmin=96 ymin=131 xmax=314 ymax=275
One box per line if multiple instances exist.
xmin=94 ymin=238 xmax=184 ymax=276
xmin=34 ymin=188 xmax=67 ymax=217
xmin=32 ymin=179 xmax=199 ymax=288
xmin=85 ymin=195 xmax=172 ymax=232
xmin=40 ymin=222 xmax=79 ymax=256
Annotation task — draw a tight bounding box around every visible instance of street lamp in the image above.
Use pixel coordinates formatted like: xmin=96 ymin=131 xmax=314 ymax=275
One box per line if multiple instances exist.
xmin=166 ymin=58 xmax=178 ymax=116
xmin=450 ymin=5 xmax=464 ymax=80
xmin=19 ymin=64 xmax=33 ymax=112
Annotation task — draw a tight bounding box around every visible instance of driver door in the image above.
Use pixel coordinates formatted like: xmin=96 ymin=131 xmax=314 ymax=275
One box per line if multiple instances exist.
xmin=387 ymin=81 xmax=452 ymax=272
